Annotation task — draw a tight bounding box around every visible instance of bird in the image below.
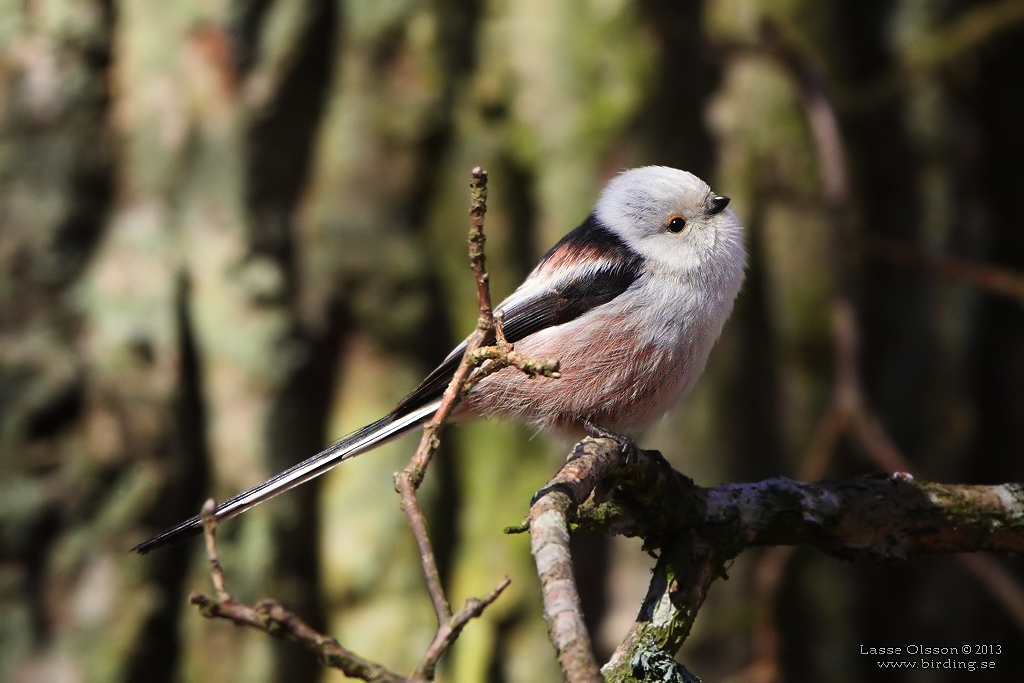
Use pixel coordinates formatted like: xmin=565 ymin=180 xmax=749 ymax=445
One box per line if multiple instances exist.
xmin=133 ymin=166 xmax=745 ymax=554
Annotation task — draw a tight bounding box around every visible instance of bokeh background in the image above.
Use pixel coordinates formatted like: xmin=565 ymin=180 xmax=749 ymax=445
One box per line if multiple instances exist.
xmin=1 ymin=0 xmax=1023 ymax=681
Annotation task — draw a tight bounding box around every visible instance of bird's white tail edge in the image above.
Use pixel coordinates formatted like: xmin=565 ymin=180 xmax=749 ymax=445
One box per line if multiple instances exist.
xmin=215 ymin=401 xmax=440 ymax=521
xmin=132 ymin=400 xmax=440 ymax=554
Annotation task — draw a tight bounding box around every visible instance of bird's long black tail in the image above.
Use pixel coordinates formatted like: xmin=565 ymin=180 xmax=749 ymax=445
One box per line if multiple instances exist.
xmin=132 ymin=401 xmax=440 ymax=554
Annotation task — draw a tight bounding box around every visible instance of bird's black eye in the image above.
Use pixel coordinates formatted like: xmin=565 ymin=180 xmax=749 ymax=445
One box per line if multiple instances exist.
xmin=667 ymin=215 xmax=686 ymax=233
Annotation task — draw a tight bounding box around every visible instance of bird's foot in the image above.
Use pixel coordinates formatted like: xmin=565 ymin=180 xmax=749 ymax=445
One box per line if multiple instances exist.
xmin=582 ymin=420 xmax=636 ymax=461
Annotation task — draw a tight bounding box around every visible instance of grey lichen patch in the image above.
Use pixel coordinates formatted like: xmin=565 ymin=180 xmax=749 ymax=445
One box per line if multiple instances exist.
xmin=627 ymin=647 xmax=700 ymax=683
xmin=994 ymin=483 xmax=1024 ymax=522
xmin=651 ymin=587 xmax=678 ymax=630
xmin=602 ymin=631 xmax=702 ymax=683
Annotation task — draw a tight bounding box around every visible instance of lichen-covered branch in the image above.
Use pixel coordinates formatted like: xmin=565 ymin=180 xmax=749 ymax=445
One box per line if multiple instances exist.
xmin=603 ymin=537 xmax=718 ymax=683
xmin=575 ymin=441 xmax=1024 ymax=560
xmin=706 ymin=477 xmax=1024 ymax=558
xmin=530 ymin=437 xmax=1024 ymax=681
xmin=528 ymin=439 xmax=620 ymax=683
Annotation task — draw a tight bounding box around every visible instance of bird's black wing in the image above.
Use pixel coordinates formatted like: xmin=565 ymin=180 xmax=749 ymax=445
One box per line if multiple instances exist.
xmin=498 ymin=253 xmax=642 ymax=342
xmin=394 ymin=215 xmax=643 ymax=414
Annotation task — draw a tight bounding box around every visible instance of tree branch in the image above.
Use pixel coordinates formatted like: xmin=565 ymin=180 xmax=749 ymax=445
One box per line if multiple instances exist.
xmin=394 ymin=166 xmax=497 ymax=625
xmin=755 ymin=21 xmax=1024 ymax=676
xmin=414 ymin=577 xmax=512 ymax=680
xmin=190 ymin=493 xmax=511 ymax=682
xmin=394 ymin=165 xmax=556 ymax=636
xmin=190 ymin=499 xmax=419 ymax=682
xmin=578 ymin=447 xmax=1024 ymax=559
xmin=529 ymin=438 xmax=1024 ymax=681
xmin=528 ymin=438 xmax=621 ymax=683
xmin=864 ymin=233 xmax=1024 ymax=305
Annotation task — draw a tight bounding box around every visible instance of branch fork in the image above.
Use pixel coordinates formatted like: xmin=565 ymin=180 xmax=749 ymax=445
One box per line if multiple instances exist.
xmin=527 ymin=437 xmax=1024 ymax=682
xmin=190 ymin=168 xmax=537 ymax=681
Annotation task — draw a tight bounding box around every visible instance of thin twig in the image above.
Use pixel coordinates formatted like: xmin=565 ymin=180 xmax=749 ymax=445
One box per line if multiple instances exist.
xmin=415 ymin=576 xmax=512 ymax=680
xmin=396 ymin=480 xmax=451 ymax=622
xmin=864 ymin=233 xmax=1024 ymax=305
xmin=468 ymin=167 xmax=494 ymax=328
xmin=389 ymin=165 xmax=573 ymax=675
xmin=402 ymin=167 xmax=494 ymax=487
xmin=189 ymin=168 xmax=527 ymax=681
xmin=390 ymin=167 xmax=565 ymax=673
xmin=191 ymin=501 xmax=418 ymax=682
xmin=200 ymin=498 xmax=230 ymax=603
xmin=395 ymin=167 xmax=559 ymax=631
xmin=395 ymin=167 xmax=494 ymax=625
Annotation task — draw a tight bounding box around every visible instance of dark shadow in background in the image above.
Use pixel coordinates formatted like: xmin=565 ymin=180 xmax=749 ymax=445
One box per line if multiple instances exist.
xmin=237 ymin=1 xmax=339 ymax=681
xmin=126 ymin=274 xmax=211 ymax=683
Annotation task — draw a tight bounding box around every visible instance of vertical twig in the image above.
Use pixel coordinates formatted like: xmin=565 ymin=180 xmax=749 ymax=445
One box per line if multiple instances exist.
xmin=394 ymin=167 xmax=497 ymax=628
xmin=468 ymin=167 xmax=494 ymax=332
xmin=181 ymin=168 xmax=545 ymax=679
xmin=200 ymin=498 xmax=231 ymax=603
xmin=528 ymin=438 xmax=624 ymax=683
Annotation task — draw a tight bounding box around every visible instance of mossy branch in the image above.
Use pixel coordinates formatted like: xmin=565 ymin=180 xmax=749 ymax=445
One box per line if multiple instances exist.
xmin=529 ymin=438 xmax=1024 ymax=682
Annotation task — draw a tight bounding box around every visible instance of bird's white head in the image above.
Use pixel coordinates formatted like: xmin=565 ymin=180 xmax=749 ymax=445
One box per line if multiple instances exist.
xmin=594 ymin=166 xmax=745 ymax=285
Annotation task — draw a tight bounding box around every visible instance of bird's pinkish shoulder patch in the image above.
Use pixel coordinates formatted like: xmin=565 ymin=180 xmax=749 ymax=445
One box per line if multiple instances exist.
xmin=533 ymin=213 xmax=640 ymax=278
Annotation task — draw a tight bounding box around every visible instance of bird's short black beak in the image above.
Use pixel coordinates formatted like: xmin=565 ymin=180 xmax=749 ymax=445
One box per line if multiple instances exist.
xmin=708 ymin=195 xmax=730 ymax=215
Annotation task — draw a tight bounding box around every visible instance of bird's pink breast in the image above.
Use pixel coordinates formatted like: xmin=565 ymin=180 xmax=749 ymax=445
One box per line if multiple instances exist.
xmin=460 ymin=311 xmax=690 ymax=436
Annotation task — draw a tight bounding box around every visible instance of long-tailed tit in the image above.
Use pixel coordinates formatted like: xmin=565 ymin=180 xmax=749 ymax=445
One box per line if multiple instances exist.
xmin=134 ymin=166 xmax=745 ymax=554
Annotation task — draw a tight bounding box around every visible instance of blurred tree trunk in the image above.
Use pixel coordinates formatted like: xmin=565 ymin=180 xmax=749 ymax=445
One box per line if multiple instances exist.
xmin=0 ymin=1 xmax=119 ymax=681
xmin=691 ymin=1 xmax=1024 ymax=681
